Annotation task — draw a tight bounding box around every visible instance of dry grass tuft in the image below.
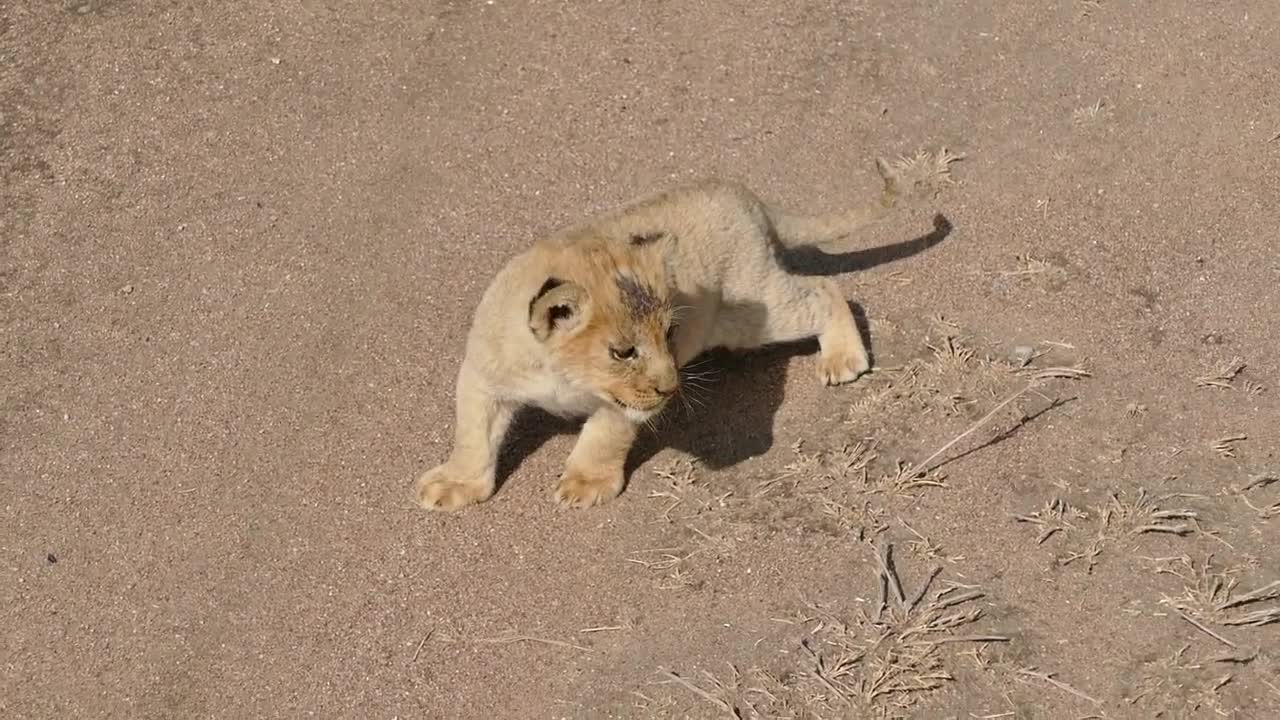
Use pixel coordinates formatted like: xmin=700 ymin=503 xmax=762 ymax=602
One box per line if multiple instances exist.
xmin=1125 ymin=643 xmax=1251 ymax=713
xmin=883 ymin=147 xmax=965 ymax=198
xmin=647 ymin=458 xmax=733 ymax=521
xmin=789 ymin=544 xmax=1007 ymax=713
xmin=1013 ymin=497 xmax=1086 ymax=545
xmin=1106 ymin=487 xmax=1198 ymax=537
xmin=656 ymin=545 xmax=1006 ymax=717
xmin=1072 ymin=98 xmax=1112 ymax=124
xmin=1159 ymin=555 xmax=1280 ymax=630
xmin=1194 ymin=355 xmax=1264 ymax=395
xmin=1034 ymin=488 xmax=1200 ymax=573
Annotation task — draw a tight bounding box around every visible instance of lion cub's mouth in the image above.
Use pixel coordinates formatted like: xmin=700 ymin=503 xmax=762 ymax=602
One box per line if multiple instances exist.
xmin=607 ymin=394 xmax=665 ymax=422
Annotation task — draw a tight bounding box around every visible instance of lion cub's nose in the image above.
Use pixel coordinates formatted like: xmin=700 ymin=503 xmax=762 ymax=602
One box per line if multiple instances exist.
xmin=654 ymin=370 xmax=679 ymax=397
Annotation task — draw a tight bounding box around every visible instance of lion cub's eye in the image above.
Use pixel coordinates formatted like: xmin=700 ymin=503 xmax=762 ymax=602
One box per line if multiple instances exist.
xmin=610 ymin=345 xmax=638 ymax=362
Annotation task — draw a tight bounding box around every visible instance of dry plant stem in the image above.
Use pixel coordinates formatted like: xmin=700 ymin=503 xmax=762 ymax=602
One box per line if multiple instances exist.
xmin=800 ymin=640 xmax=850 ymax=704
xmin=927 ymin=634 xmax=1010 ymax=645
xmin=411 ymin=630 xmax=433 ymax=663
xmin=660 ymin=670 xmax=739 ymax=719
xmin=908 ymin=566 xmax=944 ymax=613
xmin=1176 ymin=610 xmax=1238 ymax=649
xmin=910 ymin=381 xmax=1040 ymax=477
xmin=1015 ymin=667 xmax=1101 ymax=705
xmin=1218 ymin=580 xmax=1280 ymax=610
xmin=878 ymin=543 xmax=907 ymax=608
xmin=1222 ymin=608 xmax=1280 ymax=626
xmin=1239 ymin=474 xmax=1278 ymax=492
xmin=475 ymin=634 xmax=591 ymax=652
xmin=875 ymin=572 xmax=890 ymax=624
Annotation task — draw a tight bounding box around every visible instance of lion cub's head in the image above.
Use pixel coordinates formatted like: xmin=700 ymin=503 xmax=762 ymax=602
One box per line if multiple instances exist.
xmin=528 ymin=231 xmax=679 ymax=422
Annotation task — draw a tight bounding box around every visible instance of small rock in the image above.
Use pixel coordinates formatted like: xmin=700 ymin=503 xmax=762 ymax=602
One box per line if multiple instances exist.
xmin=46 ymin=553 xmax=57 ymax=564
xmin=120 ymin=284 xmax=134 ymax=295
xmin=1201 ymin=332 xmax=1226 ymax=345
xmin=1012 ymin=345 xmax=1036 ymax=367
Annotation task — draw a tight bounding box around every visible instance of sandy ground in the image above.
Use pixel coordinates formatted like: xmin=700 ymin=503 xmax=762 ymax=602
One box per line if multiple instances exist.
xmin=4 ymin=1 xmax=1280 ymax=718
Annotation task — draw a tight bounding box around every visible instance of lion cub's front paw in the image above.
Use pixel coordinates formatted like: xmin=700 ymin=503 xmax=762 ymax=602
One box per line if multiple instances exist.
xmin=554 ymin=467 xmax=624 ymax=509
xmin=415 ymin=465 xmax=492 ymax=511
xmin=817 ymin=344 xmax=871 ymax=386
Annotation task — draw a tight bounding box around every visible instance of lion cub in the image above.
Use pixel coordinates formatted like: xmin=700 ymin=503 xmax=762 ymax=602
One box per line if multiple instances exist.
xmin=418 ymin=159 xmax=938 ymax=510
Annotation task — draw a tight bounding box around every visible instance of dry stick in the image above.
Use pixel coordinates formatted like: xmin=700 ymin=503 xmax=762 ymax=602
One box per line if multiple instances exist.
xmin=1239 ymin=474 xmax=1278 ymax=492
xmin=1176 ymin=610 xmax=1238 ymax=649
xmin=908 ymin=566 xmax=944 ymax=613
xmin=1222 ymin=608 xmax=1280 ymax=626
xmin=579 ymin=625 xmax=625 ymax=634
xmin=925 ymin=634 xmax=1011 ymax=645
xmin=1015 ymin=667 xmax=1101 ymax=705
xmin=411 ymin=629 xmax=433 ymax=663
xmin=1218 ymin=580 xmax=1280 ymax=609
xmin=910 ymin=382 xmax=1037 ymax=477
xmin=874 ymin=571 xmax=889 ymax=624
xmin=879 ymin=543 xmax=907 ymax=608
xmin=475 ymin=634 xmax=591 ymax=652
xmin=799 ymin=642 xmax=850 ymax=705
xmin=660 ymin=670 xmax=739 ymax=719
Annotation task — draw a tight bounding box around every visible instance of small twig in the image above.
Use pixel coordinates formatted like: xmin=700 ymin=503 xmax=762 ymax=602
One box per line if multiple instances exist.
xmin=908 ymin=566 xmax=944 ymax=613
xmin=1239 ymin=474 xmax=1278 ymax=493
xmin=800 ymin=640 xmax=850 ymax=704
xmin=1218 ymin=580 xmax=1280 ymax=610
xmin=1211 ymin=434 xmax=1247 ymax=458
xmin=874 ymin=570 xmax=889 ymax=623
xmin=880 ymin=543 xmax=907 ymax=608
xmin=1015 ymin=667 xmax=1101 ymax=705
xmin=1221 ymin=608 xmax=1280 ymax=627
xmin=1176 ymin=610 xmax=1237 ymax=649
xmin=1131 ymin=523 xmax=1192 ymax=536
xmin=923 ymin=634 xmax=1011 ymax=645
xmin=910 ymin=384 xmax=1034 ymax=476
xmin=660 ymin=670 xmax=740 ymax=719
xmin=1208 ymin=649 xmax=1257 ymax=665
xmin=475 ymin=634 xmax=591 ymax=652
xmin=579 ymin=625 xmax=626 ymax=634
xmin=411 ymin=629 xmax=433 ymax=663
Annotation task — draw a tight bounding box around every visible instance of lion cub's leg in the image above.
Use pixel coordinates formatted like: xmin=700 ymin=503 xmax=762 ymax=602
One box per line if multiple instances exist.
xmin=554 ymin=407 xmax=637 ymax=509
xmin=415 ymin=367 xmax=515 ymax=511
xmin=761 ymin=276 xmax=870 ymax=386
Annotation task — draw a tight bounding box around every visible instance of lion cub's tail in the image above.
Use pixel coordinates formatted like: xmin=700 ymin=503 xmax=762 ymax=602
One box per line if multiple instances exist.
xmin=765 ymin=158 xmax=901 ymax=249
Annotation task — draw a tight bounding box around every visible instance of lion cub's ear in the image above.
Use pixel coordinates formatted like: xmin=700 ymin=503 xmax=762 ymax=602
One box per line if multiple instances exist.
xmin=528 ymin=278 xmax=586 ymax=341
xmin=628 ymin=230 xmax=677 ymax=272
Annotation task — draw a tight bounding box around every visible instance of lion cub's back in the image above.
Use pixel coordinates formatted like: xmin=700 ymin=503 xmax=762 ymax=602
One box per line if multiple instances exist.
xmin=597 ymin=179 xmax=777 ymax=277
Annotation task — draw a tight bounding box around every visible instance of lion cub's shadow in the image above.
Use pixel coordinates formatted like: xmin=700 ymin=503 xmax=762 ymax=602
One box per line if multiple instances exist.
xmin=493 ymin=305 xmax=874 ymax=493
xmin=493 ymin=342 xmax=806 ymax=492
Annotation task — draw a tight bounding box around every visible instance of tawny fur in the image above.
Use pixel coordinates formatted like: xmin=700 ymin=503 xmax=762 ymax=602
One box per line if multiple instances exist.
xmin=417 ymin=161 xmax=927 ymax=510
